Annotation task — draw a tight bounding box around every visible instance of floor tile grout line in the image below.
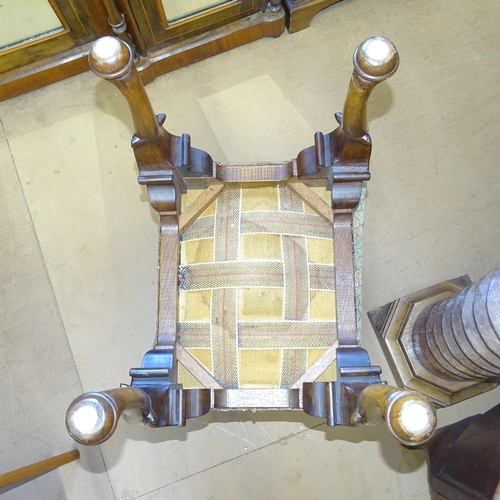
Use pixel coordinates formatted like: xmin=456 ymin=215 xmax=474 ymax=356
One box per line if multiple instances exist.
xmin=0 ymin=117 xmax=117 ymax=499
xmin=132 ymin=421 xmax=326 ymax=499
xmin=0 ymin=117 xmax=83 ymax=389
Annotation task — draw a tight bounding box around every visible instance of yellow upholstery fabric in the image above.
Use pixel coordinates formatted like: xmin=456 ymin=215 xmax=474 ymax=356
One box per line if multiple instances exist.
xmin=178 ymin=184 xmax=338 ymax=389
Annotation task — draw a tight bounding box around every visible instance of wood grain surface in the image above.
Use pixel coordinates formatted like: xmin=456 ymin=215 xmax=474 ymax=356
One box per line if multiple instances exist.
xmin=156 ymin=215 xmax=180 ymax=348
xmin=214 ymin=389 xmax=301 ymax=409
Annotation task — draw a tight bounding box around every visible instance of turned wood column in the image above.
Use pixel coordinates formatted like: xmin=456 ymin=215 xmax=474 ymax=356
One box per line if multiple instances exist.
xmin=413 ymin=268 xmax=500 ymax=381
xmin=369 ymin=270 xmax=500 ymax=406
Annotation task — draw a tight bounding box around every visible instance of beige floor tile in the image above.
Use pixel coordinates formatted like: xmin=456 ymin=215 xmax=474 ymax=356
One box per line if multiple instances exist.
xmin=0 ymin=131 xmax=113 ymax=498
xmin=8 ymin=109 xmax=159 ymax=392
xmin=198 ymin=74 xmax=315 ymax=162
xmin=100 ymin=412 xmax=325 ymax=499
xmin=1 ymin=0 xmax=500 ymax=499
xmin=138 ymin=424 xmax=431 ymax=500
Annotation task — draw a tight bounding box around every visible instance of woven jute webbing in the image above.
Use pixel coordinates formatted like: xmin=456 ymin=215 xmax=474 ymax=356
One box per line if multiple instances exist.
xmin=178 ymin=184 xmax=338 ymax=389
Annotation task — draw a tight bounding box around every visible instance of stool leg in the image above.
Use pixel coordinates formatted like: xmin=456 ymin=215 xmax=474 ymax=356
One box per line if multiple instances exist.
xmin=66 ymin=387 xmax=152 ymax=445
xmin=351 ymin=384 xmax=437 ymax=446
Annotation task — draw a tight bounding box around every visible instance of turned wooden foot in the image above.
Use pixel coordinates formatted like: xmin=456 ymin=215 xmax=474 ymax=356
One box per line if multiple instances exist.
xmin=66 ymin=387 xmax=153 ymax=445
xmin=351 ymin=384 xmax=437 ymax=446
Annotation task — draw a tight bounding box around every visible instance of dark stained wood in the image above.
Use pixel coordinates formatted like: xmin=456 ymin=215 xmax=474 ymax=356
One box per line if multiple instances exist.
xmin=296 ymin=36 xmax=398 ymax=181
xmin=100 ymin=0 xmax=136 ymax=54
xmin=368 ymin=302 xmax=392 ymax=334
xmin=3 ymin=0 xmax=290 ymax=102
xmin=115 ymin=0 xmax=148 ymax=56
xmin=88 ymin=36 xmax=213 ymax=192
xmin=296 ymin=37 xmax=399 ymax=351
xmin=137 ymin=9 xmax=286 ymax=86
xmin=102 ymin=0 xmax=126 ymax=25
xmin=88 ymin=38 xmax=212 ymax=386
xmin=128 ymin=0 xmax=261 ymax=50
xmin=80 ymin=0 xmax=114 ymax=38
xmin=109 ymin=34 xmax=393 ymax=401
xmin=0 ymin=42 xmax=93 ymax=102
xmin=304 ymin=348 xmax=382 ymax=427
xmin=0 ymin=450 xmax=79 ymax=489
xmin=303 ymin=381 xmax=371 ymax=427
xmin=422 ymin=403 xmax=500 ymax=500
xmin=48 ymin=0 xmax=73 ymax=32
xmin=66 ymin=385 xmax=212 ymax=443
xmin=0 ymin=1 xmax=285 ymax=102
xmin=184 ymin=388 xmax=212 ymax=419
xmin=283 ymin=0 xmax=343 ymax=33
xmin=151 ymin=387 xmax=211 ymax=427
xmin=0 ymin=0 xmax=104 ymax=101
xmin=0 ymin=34 xmax=75 ymax=75
xmin=303 ymin=381 xmax=335 ymax=421
xmin=0 ymin=0 xmax=93 ymax=75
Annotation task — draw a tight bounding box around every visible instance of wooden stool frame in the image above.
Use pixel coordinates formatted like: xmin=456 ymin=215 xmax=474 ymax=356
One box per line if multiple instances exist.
xmin=66 ymin=35 xmax=437 ymax=447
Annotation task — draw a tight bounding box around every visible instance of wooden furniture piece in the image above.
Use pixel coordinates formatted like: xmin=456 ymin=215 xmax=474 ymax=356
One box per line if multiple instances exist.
xmin=421 ymin=403 xmax=500 ymax=500
xmin=369 ymin=268 xmax=500 ymax=407
xmin=283 ymin=0 xmax=343 ymax=33
xmin=0 ymin=0 xmax=112 ymax=101
xmin=65 ymin=35 xmax=438 ymax=447
xmin=0 ymin=0 xmax=285 ymax=101
xmin=117 ymin=0 xmax=285 ymax=85
xmin=0 ymin=450 xmax=79 ymax=492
